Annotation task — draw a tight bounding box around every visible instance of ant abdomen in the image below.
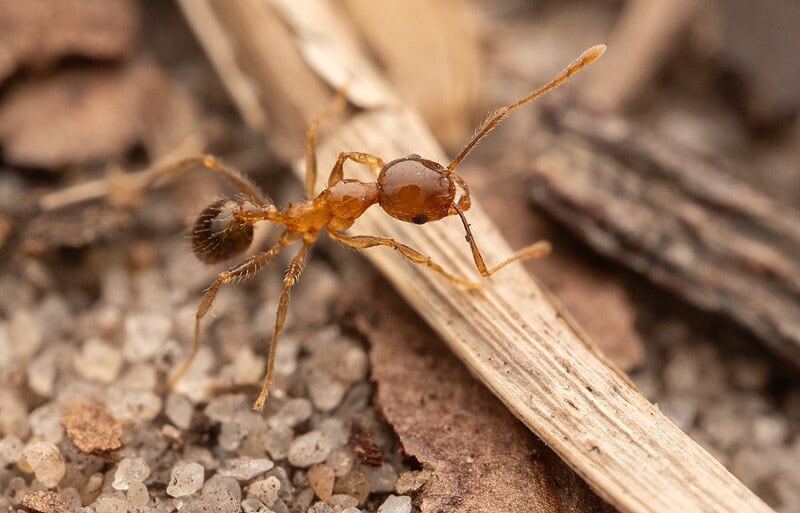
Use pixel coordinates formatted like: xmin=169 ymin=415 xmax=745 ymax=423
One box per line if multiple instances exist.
xmin=192 ymin=198 xmax=254 ymax=263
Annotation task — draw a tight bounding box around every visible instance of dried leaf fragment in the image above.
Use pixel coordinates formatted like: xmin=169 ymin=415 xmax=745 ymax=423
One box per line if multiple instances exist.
xmin=0 ymin=0 xmax=139 ymax=83
xmin=0 ymin=63 xmax=198 ymax=169
xmin=350 ymin=283 xmax=616 ymax=513
xmin=61 ymin=401 xmax=123 ymax=454
xmin=21 ymin=490 xmax=70 ymax=513
xmin=349 ymin=420 xmax=383 ymax=467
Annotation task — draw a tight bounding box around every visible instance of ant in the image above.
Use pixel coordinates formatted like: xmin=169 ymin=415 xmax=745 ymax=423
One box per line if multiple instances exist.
xmin=155 ymin=44 xmax=605 ymax=411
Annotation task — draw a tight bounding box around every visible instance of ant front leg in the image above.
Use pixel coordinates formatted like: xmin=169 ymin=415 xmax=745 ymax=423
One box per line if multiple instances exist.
xmin=168 ymin=233 xmax=292 ymax=391
xmin=329 ymin=231 xmax=481 ymax=289
xmin=327 ymin=152 xmax=385 ymax=187
xmin=253 ymin=237 xmax=314 ymax=411
xmin=453 ymin=206 xmax=551 ymax=276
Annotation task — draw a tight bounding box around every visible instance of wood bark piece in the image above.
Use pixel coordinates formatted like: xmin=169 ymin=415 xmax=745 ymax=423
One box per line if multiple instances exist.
xmin=469 ymin=171 xmax=645 ymax=371
xmin=342 ymin=0 xmax=480 ymax=147
xmin=582 ymin=0 xmax=701 ymax=110
xmin=530 ymin=105 xmax=800 ymax=367
xmin=0 ymin=0 xmax=139 ymax=84
xmin=351 ymin=280 xmax=616 ymax=513
xmin=179 ymin=2 xmax=776 ymax=512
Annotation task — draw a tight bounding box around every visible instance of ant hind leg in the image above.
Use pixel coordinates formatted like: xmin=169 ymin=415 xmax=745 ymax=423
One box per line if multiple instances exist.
xmin=145 ymin=155 xmax=271 ymax=207
xmin=168 ymin=234 xmax=291 ymax=391
xmin=253 ymin=238 xmax=314 ymax=411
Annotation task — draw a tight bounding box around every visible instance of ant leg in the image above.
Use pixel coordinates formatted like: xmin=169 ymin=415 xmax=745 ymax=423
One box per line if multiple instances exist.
xmin=306 ymin=89 xmax=348 ymax=199
xmin=327 ymin=152 xmax=385 ymax=187
xmin=453 ymin=205 xmax=551 ymax=276
xmin=329 ymin=231 xmax=481 ymax=289
xmin=253 ymin=238 xmax=314 ymax=411
xmin=168 ymin=232 xmax=292 ymax=390
xmin=144 ymin=155 xmax=271 ymax=207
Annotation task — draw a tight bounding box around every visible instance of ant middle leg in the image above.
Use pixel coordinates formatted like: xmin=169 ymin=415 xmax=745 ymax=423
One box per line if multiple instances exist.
xmin=327 ymin=152 xmax=385 ymax=187
xmin=453 ymin=205 xmax=551 ymax=277
xmin=329 ymin=231 xmax=481 ymax=289
xmin=253 ymin=237 xmax=314 ymax=411
xmin=168 ymin=232 xmax=293 ymax=391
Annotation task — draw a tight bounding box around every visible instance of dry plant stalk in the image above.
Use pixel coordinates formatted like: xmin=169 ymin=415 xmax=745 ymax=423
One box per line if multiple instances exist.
xmin=179 ymin=1 xmax=775 ymax=512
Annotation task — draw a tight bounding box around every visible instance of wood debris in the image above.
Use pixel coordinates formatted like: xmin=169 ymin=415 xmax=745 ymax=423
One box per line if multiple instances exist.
xmin=21 ymin=490 xmax=70 ymax=513
xmin=61 ymin=401 xmax=123 ymax=455
xmin=527 ymin=105 xmax=800 ymax=366
xmin=349 ymin=282 xmax=616 ymax=513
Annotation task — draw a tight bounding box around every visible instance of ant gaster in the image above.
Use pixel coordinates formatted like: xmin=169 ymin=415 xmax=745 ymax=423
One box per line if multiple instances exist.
xmin=160 ymin=45 xmax=606 ymax=411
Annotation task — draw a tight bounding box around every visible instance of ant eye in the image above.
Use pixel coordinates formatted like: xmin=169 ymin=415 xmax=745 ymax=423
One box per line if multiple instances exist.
xmin=192 ymin=199 xmax=254 ymax=263
xmin=412 ymin=215 xmax=428 ymax=224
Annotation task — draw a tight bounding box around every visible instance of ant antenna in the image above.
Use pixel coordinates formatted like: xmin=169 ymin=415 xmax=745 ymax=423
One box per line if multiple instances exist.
xmin=447 ymin=44 xmax=606 ymax=173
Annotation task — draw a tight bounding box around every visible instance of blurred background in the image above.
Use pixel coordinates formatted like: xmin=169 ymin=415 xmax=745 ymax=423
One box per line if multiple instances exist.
xmin=0 ymin=1 xmax=798 ymax=512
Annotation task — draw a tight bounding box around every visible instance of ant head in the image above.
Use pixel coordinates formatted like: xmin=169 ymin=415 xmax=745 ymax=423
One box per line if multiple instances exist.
xmin=192 ymin=198 xmax=255 ymax=263
xmin=377 ymin=155 xmax=470 ymax=225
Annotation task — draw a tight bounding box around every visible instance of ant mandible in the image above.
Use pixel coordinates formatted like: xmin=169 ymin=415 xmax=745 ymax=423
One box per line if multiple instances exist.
xmin=158 ymin=44 xmax=605 ymax=411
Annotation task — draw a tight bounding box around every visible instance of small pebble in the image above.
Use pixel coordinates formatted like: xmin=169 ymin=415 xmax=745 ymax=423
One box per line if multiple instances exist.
xmin=247 ymin=476 xmax=281 ymax=506
xmin=328 ymin=494 xmax=359 ymax=510
xmin=112 ymin=457 xmax=151 ymax=491
xmin=307 ymin=372 xmax=347 ymax=412
xmin=264 ymin=423 xmax=294 ymax=460
xmin=377 ymin=495 xmax=412 ymax=513
xmin=105 ymin=388 xmax=162 ymax=423
xmin=123 ymin=312 xmax=172 ymax=362
xmin=308 ymin=501 xmax=335 ymax=513
xmin=288 ymin=431 xmax=331 ymax=468
xmin=332 ymin=343 xmax=369 ymax=384
xmin=23 ymin=440 xmax=66 ymax=488
xmin=333 ymin=470 xmax=370 ymax=505
xmin=9 ymin=309 xmax=44 ymax=361
xmin=293 ymin=488 xmax=315 ymax=512
xmin=29 ymin=402 xmax=64 ymax=444
xmin=166 ymin=461 xmax=205 ymax=497
xmin=340 ymin=508 xmax=361 ymax=513
xmin=73 ymin=338 xmax=123 ymax=383
xmin=93 ymin=493 xmax=127 ymax=513
xmin=319 ymin=418 xmax=347 ymax=449
xmin=272 ymin=398 xmax=313 ymax=428
xmin=202 ymin=475 xmax=241 ymax=513
xmin=363 ymin=463 xmax=398 ymax=493
xmin=27 ymin=350 xmax=58 ymax=397
xmin=326 ymin=449 xmax=354 ymax=477
xmin=307 ymin=464 xmax=335 ymax=501
xmin=0 ymin=434 xmax=24 ymax=465
xmin=241 ymin=498 xmax=271 ymax=513
xmin=81 ymin=472 xmax=104 ymax=506
xmin=218 ymin=458 xmax=274 ymax=480
xmin=165 ymin=393 xmax=193 ymax=430
xmin=127 ymin=480 xmax=150 ymax=511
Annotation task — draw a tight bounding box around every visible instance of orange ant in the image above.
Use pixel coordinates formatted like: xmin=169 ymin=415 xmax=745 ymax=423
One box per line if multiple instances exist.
xmin=157 ymin=45 xmax=605 ymax=411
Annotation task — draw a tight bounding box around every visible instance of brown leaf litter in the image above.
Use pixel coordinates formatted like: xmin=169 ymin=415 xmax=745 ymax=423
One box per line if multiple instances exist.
xmin=61 ymin=401 xmax=123 ymax=455
xmin=349 ymin=281 xmax=617 ymax=513
xmin=21 ymin=490 xmax=70 ymax=513
xmin=0 ymin=0 xmax=139 ymax=84
xmin=0 ymin=63 xmax=198 ymax=169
